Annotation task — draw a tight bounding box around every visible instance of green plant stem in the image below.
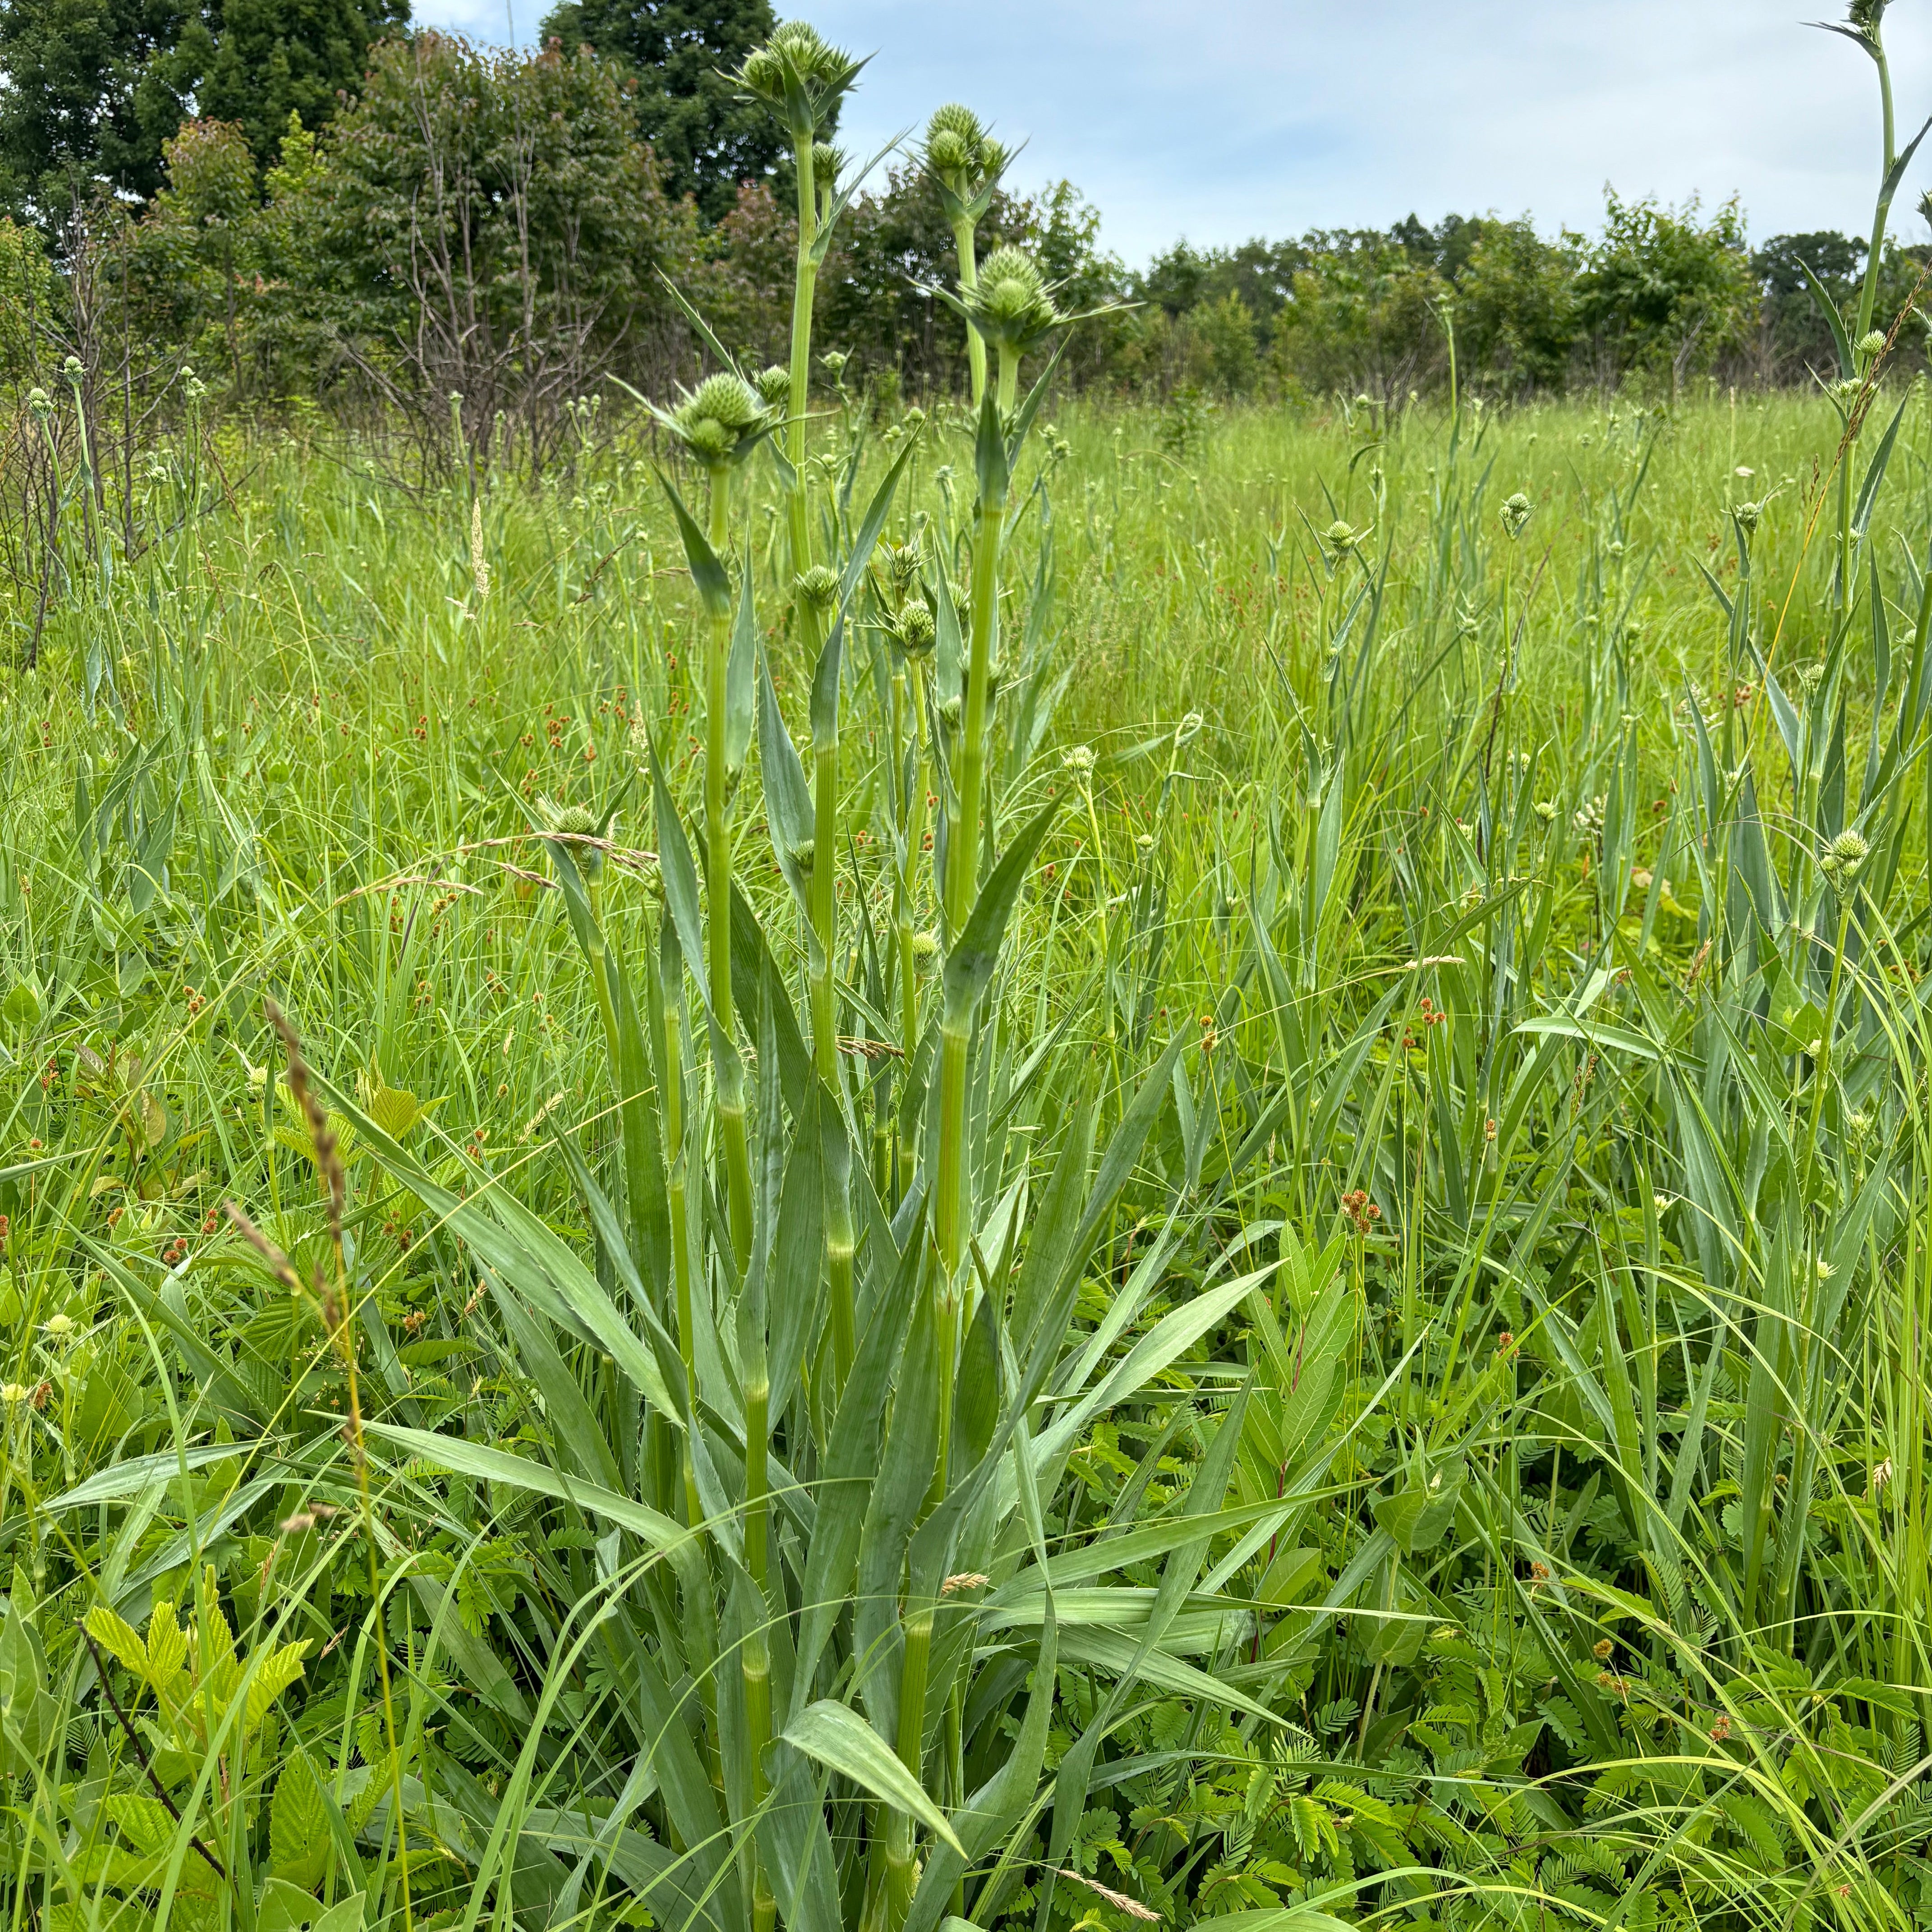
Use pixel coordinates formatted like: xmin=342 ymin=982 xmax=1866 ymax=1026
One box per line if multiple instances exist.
xmin=952 ymin=215 xmax=985 ymax=409
xmin=787 ymin=133 xmax=819 ymax=586
xmin=932 ymin=424 xmax=1009 ymax=1504
xmin=896 ymin=657 xmax=930 ymax=1191
xmin=705 ymin=465 xmax=754 ymax=1269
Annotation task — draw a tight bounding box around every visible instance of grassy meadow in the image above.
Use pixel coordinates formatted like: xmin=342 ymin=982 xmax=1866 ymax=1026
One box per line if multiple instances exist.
xmin=4 ymin=357 xmax=1932 ymax=1932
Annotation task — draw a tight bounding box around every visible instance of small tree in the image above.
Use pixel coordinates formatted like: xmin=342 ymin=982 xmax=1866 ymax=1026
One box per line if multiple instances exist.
xmin=1577 ymin=189 xmax=1755 ymax=397
xmin=287 ymin=32 xmax=701 ymax=462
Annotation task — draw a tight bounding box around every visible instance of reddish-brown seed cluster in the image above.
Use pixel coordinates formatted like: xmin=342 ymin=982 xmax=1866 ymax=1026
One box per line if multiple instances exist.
xmin=0 ymin=1214 xmax=9 ymax=1243
xmin=185 ymin=984 xmax=206 ymax=1018
xmin=201 ymin=1209 xmax=220 ymax=1235
xmin=1340 ymin=1188 xmax=1380 ymax=1234
xmin=1497 ymin=1330 xmax=1515 ymax=1354
xmin=161 ymin=1236 xmax=188 ymax=1267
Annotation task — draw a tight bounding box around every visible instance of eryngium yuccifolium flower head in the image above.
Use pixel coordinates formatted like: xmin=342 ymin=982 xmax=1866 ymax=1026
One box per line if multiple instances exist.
xmin=671 ymin=371 xmax=768 ymax=467
xmin=1857 ymin=328 xmax=1887 ymax=360
xmin=1500 ymin=492 xmax=1534 ymax=539
xmin=910 ymin=930 xmax=939 ymax=963
xmin=62 ymin=354 xmax=82 ymax=382
xmin=884 ymin=539 xmax=922 ymax=599
xmin=795 ymin=564 xmax=838 ymax=612
xmin=811 ymin=140 xmax=839 ymax=186
xmin=963 ymin=246 xmax=1062 ymax=356
xmin=1821 ymin=828 xmax=1870 ymax=880
xmin=1733 ymin=500 xmax=1762 ymax=532
xmin=688 ymin=372 xmax=761 ymax=431
xmin=1061 ymin=743 xmax=1096 ymax=774
xmin=27 ymin=387 xmax=50 ymax=417
xmin=1849 ymin=0 xmax=1888 ymax=38
xmin=820 ymin=347 xmax=849 ymax=380
xmin=738 ymin=20 xmax=861 ymax=130
xmin=536 ymin=798 xmax=604 ymax=878
xmin=926 ymin=102 xmax=985 ymax=169
xmin=755 ymin=363 xmax=791 ymax=408
xmin=895 ymin=598 xmax=935 ymax=654
xmin=1325 ymin=520 xmax=1363 ymax=553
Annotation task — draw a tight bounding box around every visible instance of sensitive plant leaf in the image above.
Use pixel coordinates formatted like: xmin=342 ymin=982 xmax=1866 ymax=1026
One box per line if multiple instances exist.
xmin=781 ymin=1700 xmax=965 ymax=1853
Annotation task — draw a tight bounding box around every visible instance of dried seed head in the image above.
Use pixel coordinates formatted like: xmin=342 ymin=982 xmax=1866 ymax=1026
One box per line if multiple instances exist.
xmin=265 ymin=999 xmax=345 ymax=1240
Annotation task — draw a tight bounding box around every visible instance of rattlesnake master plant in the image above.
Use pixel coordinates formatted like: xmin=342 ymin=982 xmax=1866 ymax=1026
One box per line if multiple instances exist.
xmin=918 ymin=104 xmax=1012 ymax=406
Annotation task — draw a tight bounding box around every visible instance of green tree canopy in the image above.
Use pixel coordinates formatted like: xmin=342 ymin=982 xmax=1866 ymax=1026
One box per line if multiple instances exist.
xmin=535 ymin=0 xmax=788 ymax=221
xmin=0 ymin=0 xmax=210 ymax=220
xmin=200 ymin=0 xmax=408 ymax=166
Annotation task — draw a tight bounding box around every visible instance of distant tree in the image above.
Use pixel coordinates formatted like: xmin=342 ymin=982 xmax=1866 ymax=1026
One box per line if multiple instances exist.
xmin=536 ymin=0 xmax=787 ymax=221
xmin=1752 ymin=230 xmax=1864 ymax=379
xmin=1455 ymin=217 xmax=1582 ymax=393
xmin=199 ymin=0 xmax=409 ymax=167
xmin=1576 ymin=190 xmax=1754 ymax=395
xmin=0 ymin=0 xmax=211 ymax=221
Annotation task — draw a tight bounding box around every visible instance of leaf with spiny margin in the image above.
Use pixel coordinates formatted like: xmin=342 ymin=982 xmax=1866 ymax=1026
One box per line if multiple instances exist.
xmin=940 ymin=795 xmax=1060 ymax=1024
xmin=656 ymin=469 xmax=731 ymax=620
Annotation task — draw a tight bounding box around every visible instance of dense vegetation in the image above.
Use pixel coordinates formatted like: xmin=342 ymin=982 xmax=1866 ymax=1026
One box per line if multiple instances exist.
xmin=7 ymin=7 xmax=1932 ymax=1932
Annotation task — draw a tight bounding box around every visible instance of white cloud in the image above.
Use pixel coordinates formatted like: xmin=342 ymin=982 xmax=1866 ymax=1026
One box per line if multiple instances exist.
xmin=407 ymin=0 xmax=1932 ymax=263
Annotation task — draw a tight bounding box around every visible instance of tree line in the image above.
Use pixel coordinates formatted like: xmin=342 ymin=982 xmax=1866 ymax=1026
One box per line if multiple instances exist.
xmin=0 ymin=0 xmax=1923 ymax=454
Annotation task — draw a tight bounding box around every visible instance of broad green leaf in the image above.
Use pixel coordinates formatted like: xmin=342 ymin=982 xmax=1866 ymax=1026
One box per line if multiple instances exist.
xmin=781 ymin=1700 xmax=964 ymax=1854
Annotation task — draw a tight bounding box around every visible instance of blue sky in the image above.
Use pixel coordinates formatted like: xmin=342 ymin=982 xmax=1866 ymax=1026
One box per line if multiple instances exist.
xmin=411 ymin=0 xmax=1932 ymax=266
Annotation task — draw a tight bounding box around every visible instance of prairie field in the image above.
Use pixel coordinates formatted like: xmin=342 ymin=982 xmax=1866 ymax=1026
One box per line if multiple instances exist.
xmin=4 ymin=363 xmax=1932 ymax=1932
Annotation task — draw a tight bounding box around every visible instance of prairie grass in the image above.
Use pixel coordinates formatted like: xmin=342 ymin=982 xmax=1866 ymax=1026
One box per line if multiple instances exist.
xmin=5 ymin=6 xmax=1932 ymax=1907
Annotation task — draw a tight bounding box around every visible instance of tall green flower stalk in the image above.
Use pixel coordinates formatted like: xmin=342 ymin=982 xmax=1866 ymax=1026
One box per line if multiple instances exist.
xmin=888 ymin=578 xmax=937 ymax=1194
xmin=928 ymin=251 xmax=1067 ymax=1487
xmin=1816 ymin=0 xmax=1923 ymax=601
xmin=653 ymin=372 xmax=777 ymax=1266
xmin=741 ymin=18 xmax=865 ymax=1385
xmin=920 ymin=106 xmax=1009 ymax=410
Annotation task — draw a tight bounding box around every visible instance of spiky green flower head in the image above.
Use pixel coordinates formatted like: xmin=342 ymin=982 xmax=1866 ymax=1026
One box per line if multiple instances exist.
xmin=670 ymin=372 xmax=771 ymax=470
xmin=738 ymin=20 xmax=863 ymax=138
xmin=796 ymin=564 xmax=839 ymax=613
xmin=535 ymin=796 xmax=606 ymax=879
xmin=1856 ymin=328 xmax=1888 ymax=370
xmin=895 ymin=598 xmax=935 ymax=655
xmin=1821 ymin=828 xmax=1870 ymax=882
xmin=1499 ymin=492 xmax=1534 ymax=540
xmin=1848 ymin=0 xmax=1889 ymax=41
xmin=926 ymin=103 xmax=985 ymax=181
xmin=964 ymin=246 xmax=1063 ymax=358
xmin=754 ymin=364 xmax=791 ymax=409
xmin=811 ymin=140 xmax=840 ymax=189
